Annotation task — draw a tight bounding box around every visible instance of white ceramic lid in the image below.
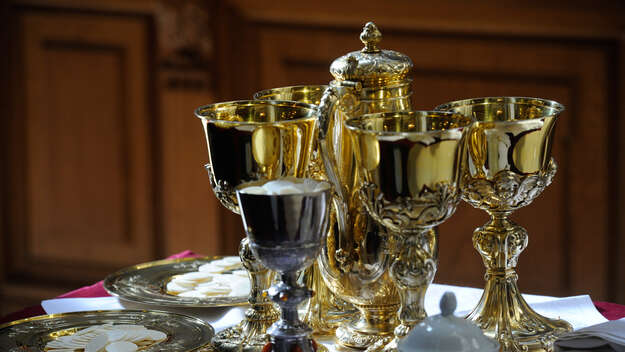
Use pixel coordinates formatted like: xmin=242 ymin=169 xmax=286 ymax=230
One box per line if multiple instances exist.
xmin=397 ymin=292 xmax=500 ymax=352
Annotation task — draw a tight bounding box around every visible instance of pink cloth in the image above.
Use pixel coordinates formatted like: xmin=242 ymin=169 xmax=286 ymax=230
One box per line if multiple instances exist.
xmin=57 ymin=250 xmax=201 ymax=299
xmin=1 ymin=250 xmax=624 ymax=325
xmin=594 ymin=301 xmax=625 ymax=321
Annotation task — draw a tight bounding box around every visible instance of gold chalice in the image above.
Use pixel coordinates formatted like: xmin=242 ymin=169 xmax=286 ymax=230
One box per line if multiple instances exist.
xmin=195 ymin=100 xmax=318 ymax=352
xmin=253 ymin=85 xmax=356 ymax=334
xmin=345 ymin=111 xmax=470 ymax=351
xmin=435 ymin=97 xmax=572 ymax=352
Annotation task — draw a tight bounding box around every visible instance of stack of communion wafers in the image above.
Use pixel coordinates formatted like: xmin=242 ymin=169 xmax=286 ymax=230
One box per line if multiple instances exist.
xmin=166 ymin=257 xmax=250 ymax=298
xmin=45 ymin=324 xmax=167 ymax=351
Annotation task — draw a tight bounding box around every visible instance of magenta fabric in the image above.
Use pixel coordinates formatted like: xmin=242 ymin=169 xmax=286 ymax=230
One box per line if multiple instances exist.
xmin=55 ymin=250 xmax=201 ymax=299
xmin=1 ymin=250 xmax=624 ymax=326
xmin=594 ymin=301 xmax=625 ymax=320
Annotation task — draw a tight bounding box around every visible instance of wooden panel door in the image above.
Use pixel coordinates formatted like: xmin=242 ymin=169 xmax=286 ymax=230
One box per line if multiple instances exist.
xmin=2 ymin=7 xmax=157 ymax=308
xmin=214 ymin=0 xmax=625 ymax=302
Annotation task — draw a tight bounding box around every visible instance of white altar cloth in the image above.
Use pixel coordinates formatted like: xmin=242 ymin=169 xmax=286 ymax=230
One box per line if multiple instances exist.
xmin=42 ymin=283 xmax=608 ymax=350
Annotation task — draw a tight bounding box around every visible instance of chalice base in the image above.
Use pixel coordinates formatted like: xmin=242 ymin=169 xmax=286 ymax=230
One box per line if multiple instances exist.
xmin=334 ymin=304 xmax=398 ymax=350
xmin=211 ymin=305 xmax=279 ymax=352
xmin=467 ymin=273 xmax=572 ymax=352
xmin=469 ymin=214 xmax=572 ymax=352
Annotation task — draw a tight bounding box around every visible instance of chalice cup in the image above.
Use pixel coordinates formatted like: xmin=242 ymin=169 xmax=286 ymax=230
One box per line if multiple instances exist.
xmin=236 ymin=178 xmax=332 ymax=352
xmin=195 ymin=100 xmax=318 ymax=352
xmin=254 ymin=84 xmax=355 ymax=334
xmin=346 ymin=111 xmax=470 ymax=351
xmin=435 ymin=97 xmax=573 ymax=352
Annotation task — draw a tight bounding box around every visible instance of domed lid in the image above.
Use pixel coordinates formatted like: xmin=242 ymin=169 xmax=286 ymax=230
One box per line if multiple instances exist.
xmin=329 ymin=22 xmax=413 ymax=88
xmin=398 ymin=292 xmax=500 ymax=352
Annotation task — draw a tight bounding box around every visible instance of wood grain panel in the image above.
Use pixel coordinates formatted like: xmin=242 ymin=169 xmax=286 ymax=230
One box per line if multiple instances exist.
xmin=214 ymin=4 xmax=624 ymax=301
xmin=159 ymin=86 xmax=224 ymax=255
xmin=6 ymin=9 xmax=156 ymax=285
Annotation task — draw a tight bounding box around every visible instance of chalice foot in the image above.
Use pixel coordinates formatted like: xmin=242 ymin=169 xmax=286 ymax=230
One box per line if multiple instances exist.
xmin=468 ymin=214 xmax=572 ymax=352
xmin=211 ymin=238 xmax=280 ymax=352
xmin=335 ymin=304 xmax=398 ymax=350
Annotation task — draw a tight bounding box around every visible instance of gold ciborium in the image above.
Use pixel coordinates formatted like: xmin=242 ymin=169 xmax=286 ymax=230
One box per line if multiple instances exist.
xmin=195 ymin=100 xmax=318 ymax=352
xmin=435 ymin=97 xmax=573 ymax=352
xmin=253 ymin=85 xmax=356 ymax=335
xmin=345 ymin=111 xmax=470 ymax=351
xmin=277 ymin=23 xmax=415 ymax=349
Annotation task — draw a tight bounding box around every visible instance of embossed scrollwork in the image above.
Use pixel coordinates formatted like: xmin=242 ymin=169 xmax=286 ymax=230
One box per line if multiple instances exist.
xmin=462 ymin=158 xmax=557 ymax=211
xmin=204 ymin=163 xmax=238 ymax=212
xmin=360 ymin=181 xmax=459 ymax=232
xmin=389 ymin=230 xmax=437 ymax=339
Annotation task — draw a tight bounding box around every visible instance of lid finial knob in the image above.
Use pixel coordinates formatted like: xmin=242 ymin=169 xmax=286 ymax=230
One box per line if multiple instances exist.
xmin=440 ymin=291 xmax=457 ymax=317
xmin=360 ymin=22 xmax=382 ymax=53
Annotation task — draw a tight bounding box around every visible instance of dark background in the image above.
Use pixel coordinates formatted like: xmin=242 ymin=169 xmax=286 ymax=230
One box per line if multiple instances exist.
xmin=1 ymin=0 xmax=624 ymax=314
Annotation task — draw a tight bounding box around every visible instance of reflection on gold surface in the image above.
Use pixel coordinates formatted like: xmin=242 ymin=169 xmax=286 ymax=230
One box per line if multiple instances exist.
xmin=196 ymin=100 xmax=318 ymax=213
xmin=195 ymin=100 xmax=318 ymax=352
xmin=346 ymin=111 xmax=469 ymax=351
xmin=435 ymin=97 xmax=571 ymax=352
xmin=253 ymin=85 xmax=357 ymax=334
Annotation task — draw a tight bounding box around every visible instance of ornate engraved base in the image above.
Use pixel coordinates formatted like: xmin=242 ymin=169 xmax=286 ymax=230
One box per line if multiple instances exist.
xmin=335 ymin=304 xmax=398 ymax=350
xmin=211 ymin=307 xmax=277 ymax=352
xmin=211 ymin=238 xmax=280 ymax=352
xmin=468 ymin=215 xmax=572 ymax=352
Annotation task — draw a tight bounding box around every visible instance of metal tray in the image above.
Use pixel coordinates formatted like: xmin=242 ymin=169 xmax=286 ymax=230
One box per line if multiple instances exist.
xmin=103 ymin=256 xmax=248 ymax=308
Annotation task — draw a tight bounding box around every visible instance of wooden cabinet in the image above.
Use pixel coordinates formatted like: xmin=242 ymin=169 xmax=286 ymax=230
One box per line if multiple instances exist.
xmin=2 ymin=5 xmax=158 ymax=313
xmin=0 ymin=1 xmax=225 ymax=314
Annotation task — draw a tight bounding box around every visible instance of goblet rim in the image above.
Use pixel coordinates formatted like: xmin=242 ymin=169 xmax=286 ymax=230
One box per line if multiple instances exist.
xmin=252 ymin=84 xmax=329 ymax=100
xmin=194 ymin=99 xmax=319 ymax=125
xmin=343 ymin=110 xmax=471 ymax=137
xmin=236 ymin=178 xmax=333 ymax=197
xmin=433 ymin=96 xmax=565 ymax=121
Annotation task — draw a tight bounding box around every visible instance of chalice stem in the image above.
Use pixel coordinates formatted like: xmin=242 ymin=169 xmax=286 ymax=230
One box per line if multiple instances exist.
xmin=390 ymin=229 xmax=438 ymax=337
xmin=468 ymin=213 xmax=572 ymax=352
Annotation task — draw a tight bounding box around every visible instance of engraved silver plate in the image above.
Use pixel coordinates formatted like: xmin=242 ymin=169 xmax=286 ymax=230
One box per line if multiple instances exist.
xmin=0 ymin=310 xmax=215 ymax=351
xmin=104 ymin=256 xmax=249 ymax=308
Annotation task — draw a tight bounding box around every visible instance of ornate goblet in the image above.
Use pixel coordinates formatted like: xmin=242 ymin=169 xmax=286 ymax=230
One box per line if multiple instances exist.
xmin=253 ymin=85 xmax=355 ymax=334
xmin=345 ymin=111 xmax=471 ymax=351
xmin=195 ymin=100 xmax=318 ymax=352
xmin=435 ymin=97 xmax=572 ymax=352
xmin=236 ymin=178 xmax=332 ymax=352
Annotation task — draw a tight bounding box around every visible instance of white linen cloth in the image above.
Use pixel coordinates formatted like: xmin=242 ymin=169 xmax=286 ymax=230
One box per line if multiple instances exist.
xmin=555 ymin=318 xmax=625 ymax=351
xmin=42 ymin=283 xmax=610 ymax=350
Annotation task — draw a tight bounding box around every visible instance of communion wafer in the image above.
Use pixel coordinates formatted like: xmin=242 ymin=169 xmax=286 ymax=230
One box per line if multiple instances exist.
xmin=232 ymin=270 xmax=248 ymax=278
xmin=45 ymin=324 xmax=167 ymax=351
xmin=177 ymin=271 xmax=213 ymax=282
xmin=178 ymin=290 xmax=211 ymax=298
xmin=166 ymin=281 xmax=189 ymax=294
xmin=105 ymin=341 xmax=138 ymax=352
xmin=197 ymin=263 xmax=225 ymax=273
xmin=84 ymin=333 xmax=108 ymax=352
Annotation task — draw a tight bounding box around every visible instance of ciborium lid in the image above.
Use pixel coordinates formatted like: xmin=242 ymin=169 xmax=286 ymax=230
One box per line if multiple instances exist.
xmin=398 ymin=292 xmax=500 ymax=352
xmin=329 ymin=22 xmax=413 ymax=88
